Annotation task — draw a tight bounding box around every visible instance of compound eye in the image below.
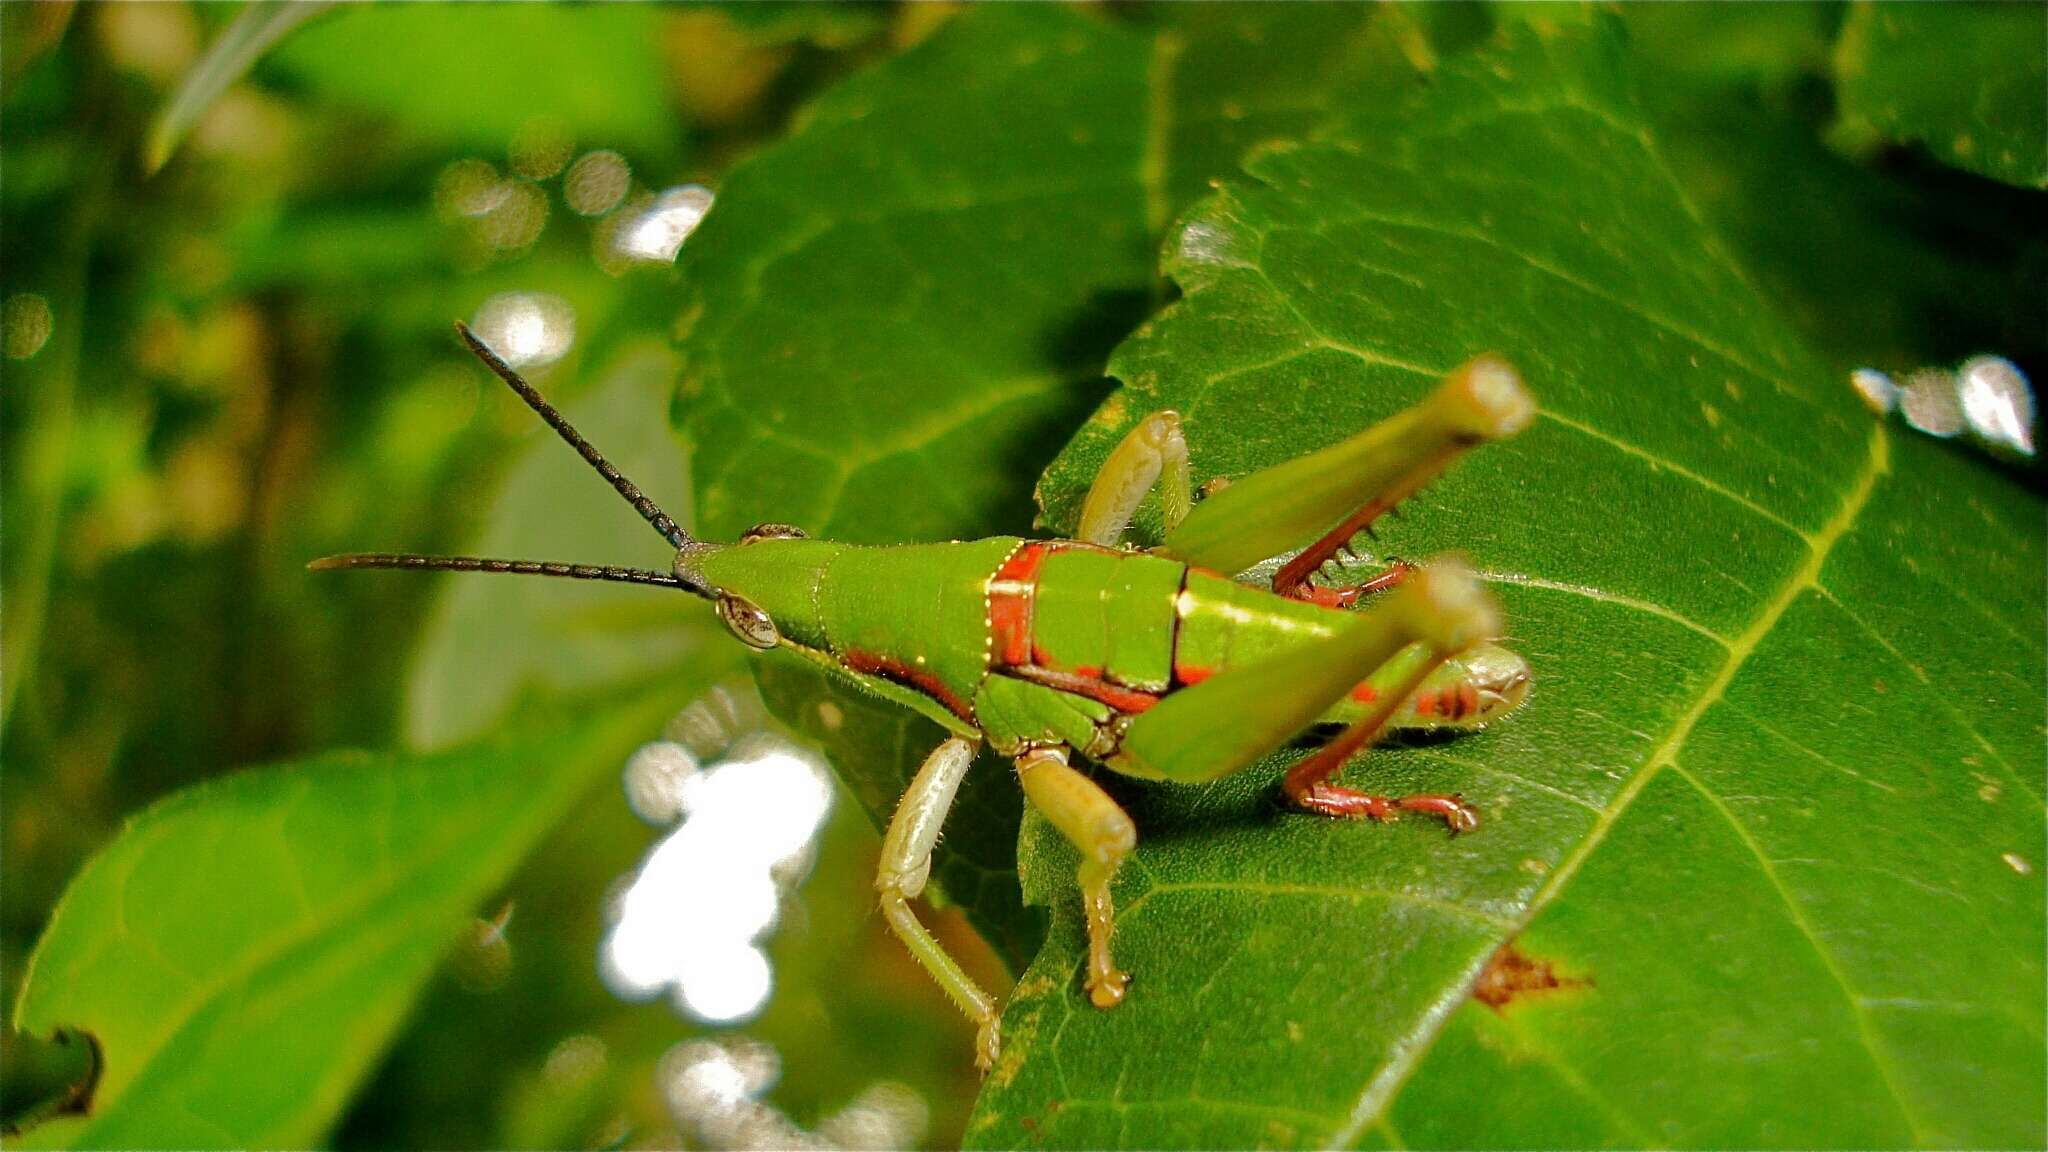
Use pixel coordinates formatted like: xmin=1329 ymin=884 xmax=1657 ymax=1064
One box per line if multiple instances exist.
xmin=739 ymin=522 xmax=807 ymax=545
xmin=717 ymin=593 xmax=780 ymax=650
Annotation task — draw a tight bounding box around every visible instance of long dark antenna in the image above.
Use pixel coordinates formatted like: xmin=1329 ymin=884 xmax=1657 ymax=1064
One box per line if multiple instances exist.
xmin=310 ymin=552 xmax=691 ymax=590
xmin=453 ymin=320 xmax=691 ymax=551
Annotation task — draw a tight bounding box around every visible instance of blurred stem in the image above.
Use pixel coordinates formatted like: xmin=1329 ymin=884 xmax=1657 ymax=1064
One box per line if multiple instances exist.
xmin=1 ymin=129 xmax=113 ymax=733
xmin=144 ymin=0 xmax=336 ymax=174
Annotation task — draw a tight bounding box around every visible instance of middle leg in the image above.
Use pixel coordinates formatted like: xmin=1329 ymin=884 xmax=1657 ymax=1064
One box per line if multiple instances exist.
xmin=1015 ymin=745 xmax=1138 ymax=1008
xmin=878 ymin=736 xmax=1002 ymax=1069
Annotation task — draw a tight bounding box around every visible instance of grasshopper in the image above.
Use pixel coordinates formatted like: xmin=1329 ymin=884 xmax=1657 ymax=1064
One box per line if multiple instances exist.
xmin=316 ymin=323 xmax=1536 ymax=1069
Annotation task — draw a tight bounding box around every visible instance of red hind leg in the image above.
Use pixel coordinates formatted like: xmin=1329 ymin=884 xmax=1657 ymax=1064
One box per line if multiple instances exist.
xmin=1280 ymin=710 xmax=1478 ymax=832
xmin=1285 ymin=559 xmax=1417 ymax=609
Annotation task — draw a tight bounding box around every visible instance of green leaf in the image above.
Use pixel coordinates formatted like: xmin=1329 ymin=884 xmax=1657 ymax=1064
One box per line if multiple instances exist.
xmin=676 ymin=3 xmax=1154 ymax=547
xmin=673 ymin=3 xmax=1157 ymax=959
xmin=1623 ymin=5 xmax=2048 ymax=375
xmin=1833 ymin=1 xmax=2048 ymax=189
xmin=714 ymin=1 xmax=890 ymax=51
xmin=978 ymin=20 xmax=2043 ymax=1149
xmin=10 ymin=686 xmax=686 ymax=1148
xmin=264 ymin=3 xmax=678 ymax=158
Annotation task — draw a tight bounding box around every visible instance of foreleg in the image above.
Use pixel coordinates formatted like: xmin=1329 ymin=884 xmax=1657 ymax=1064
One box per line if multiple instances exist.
xmin=1076 ymin=410 xmax=1192 ymax=547
xmin=877 ymin=736 xmax=1001 ymax=1070
xmin=1015 ymin=746 xmax=1137 ymax=1008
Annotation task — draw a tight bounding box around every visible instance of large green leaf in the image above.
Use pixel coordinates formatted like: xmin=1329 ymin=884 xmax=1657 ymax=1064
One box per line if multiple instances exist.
xmin=10 ymin=685 xmax=687 ymax=1148
xmin=671 ymin=1 xmax=1443 ymax=968
xmin=675 ymin=4 xmax=1153 ymax=547
xmin=974 ymin=20 xmax=2044 ymax=1149
xmin=1832 ymin=1 xmax=2048 ymax=190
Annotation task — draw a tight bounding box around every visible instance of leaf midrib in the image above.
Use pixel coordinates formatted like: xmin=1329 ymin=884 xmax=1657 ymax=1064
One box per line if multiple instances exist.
xmin=1332 ymin=423 xmax=1904 ymax=1146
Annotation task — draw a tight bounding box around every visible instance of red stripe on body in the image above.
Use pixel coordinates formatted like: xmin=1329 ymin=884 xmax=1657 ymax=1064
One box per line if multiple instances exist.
xmin=1002 ymin=664 xmax=1161 ymax=714
xmin=989 ymin=540 xmax=1167 ymax=715
xmin=844 ymin=648 xmax=975 ymax=723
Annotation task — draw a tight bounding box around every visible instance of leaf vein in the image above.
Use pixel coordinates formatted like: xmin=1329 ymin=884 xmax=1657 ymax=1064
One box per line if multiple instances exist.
xmin=1812 ymin=586 xmax=2043 ymax=807
xmin=1666 ymin=761 xmax=1931 ymax=1141
xmin=1330 ymin=423 xmax=1892 ymax=1146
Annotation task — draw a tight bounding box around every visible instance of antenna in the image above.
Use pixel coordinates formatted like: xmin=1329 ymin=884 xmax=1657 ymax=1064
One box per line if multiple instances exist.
xmin=307 ymin=321 xmax=714 ymax=597
xmin=453 ymin=320 xmax=691 ymax=551
xmin=309 ymin=553 xmax=692 ymax=590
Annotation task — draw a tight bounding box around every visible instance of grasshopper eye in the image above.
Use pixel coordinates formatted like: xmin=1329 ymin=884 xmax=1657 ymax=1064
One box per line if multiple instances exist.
xmin=717 ymin=593 xmax=780 ymax=649
xmin=740 ymin=522 xmax=806 ymax=544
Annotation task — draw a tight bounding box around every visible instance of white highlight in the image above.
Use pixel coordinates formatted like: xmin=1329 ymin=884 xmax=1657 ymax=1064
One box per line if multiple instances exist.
xmin=616 ymin=184 xmax=716 ymax=264
xmin=1957 ymin=355 xmax=2035 ymax=457
xmin=469 ymin=291 xmax=575 ymax=369
xmin=602 ymin=734 xmax=834 ymax=1026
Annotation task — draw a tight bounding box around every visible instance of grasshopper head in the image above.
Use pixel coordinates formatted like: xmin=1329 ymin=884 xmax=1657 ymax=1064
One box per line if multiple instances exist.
xmin=683 ymin=532 xmax=840 ymax=654
xmin=1455 ymin=642 xmax=1533 ymax=723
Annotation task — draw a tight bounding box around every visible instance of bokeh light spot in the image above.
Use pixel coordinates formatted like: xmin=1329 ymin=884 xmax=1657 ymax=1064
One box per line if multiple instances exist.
xmin=4 ymin=294 xmax=53 ymax=360
xmin=509 ymin=117 xmax=574 ymax=182
xmin=565 ymin=150 xmax=632 ymax=217
xmin=469 ymin=292 xmax=576 ymax=369
xmin=1957 ymin=355 xmax=2035 ymax=457
xmin=614 ymin=184 xmax=715 ymax=264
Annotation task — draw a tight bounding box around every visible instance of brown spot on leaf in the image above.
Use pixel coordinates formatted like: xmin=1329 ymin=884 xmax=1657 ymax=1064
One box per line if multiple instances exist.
xmin=1472 ymin=944 xmax=1587 ymax=1011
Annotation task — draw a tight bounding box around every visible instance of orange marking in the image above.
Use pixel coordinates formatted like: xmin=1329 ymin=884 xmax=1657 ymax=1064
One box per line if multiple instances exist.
xmin=1073 ymin=665 xmax=1102 ymax=679
xmin=1173 ymin=661 xmax=1214 ymax=687
xmin=988 ymin=542 xmax=1049 ymax=667
xmin=1348 ymin=682 xmax=1379 ymax=703
xmin=1413 ymin=691 xmax=1438 ymax=717
xmin=1089 ymin=682 xmax=1160 ymax=713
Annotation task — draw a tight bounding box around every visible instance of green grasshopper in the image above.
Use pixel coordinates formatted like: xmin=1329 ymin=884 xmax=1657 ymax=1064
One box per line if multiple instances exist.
xmin=316 ymin=323 xmax=1536 ymax=1069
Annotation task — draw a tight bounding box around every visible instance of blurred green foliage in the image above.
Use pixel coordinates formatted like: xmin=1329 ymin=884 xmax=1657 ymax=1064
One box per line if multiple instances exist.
xmin=2 ymin=3 xmax=2040 ymax=1149
xmin=3 ymin=3 xmax=979 ymax=1146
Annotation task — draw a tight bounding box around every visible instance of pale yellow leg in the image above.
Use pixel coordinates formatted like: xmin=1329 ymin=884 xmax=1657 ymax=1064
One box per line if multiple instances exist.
xmin=878 ymin=737 xmax=1000 ymax=1070
xmin=1016 ymin=746 xmax=1138 ymax=1008
xmin=1076 ymin=410 xmax=1192 ymax=546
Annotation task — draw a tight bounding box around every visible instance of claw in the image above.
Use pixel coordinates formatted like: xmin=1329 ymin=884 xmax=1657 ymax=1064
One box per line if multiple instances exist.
xmin=974 ymin=1017 xmax=1002 ymax=1074
xmin=1087 ymin=968 xmax=1131 ymax=1009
